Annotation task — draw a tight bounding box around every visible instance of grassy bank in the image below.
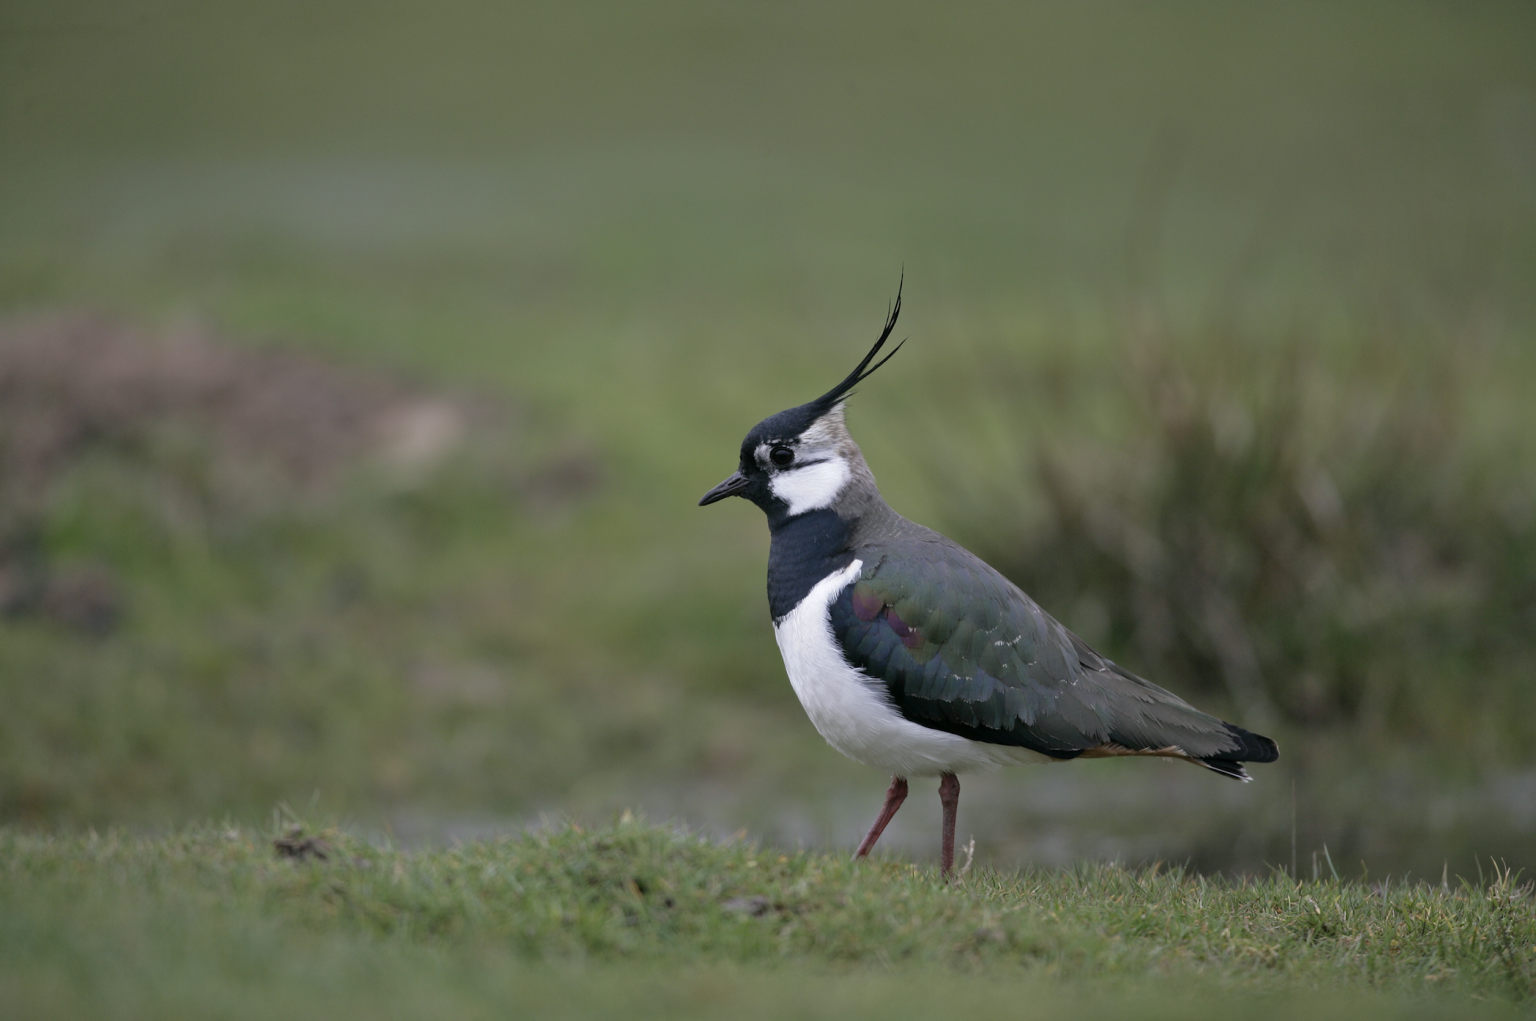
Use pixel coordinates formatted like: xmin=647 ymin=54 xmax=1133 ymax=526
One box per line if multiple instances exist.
xmin=3 ymin=818 xmax=1533 ymax=1018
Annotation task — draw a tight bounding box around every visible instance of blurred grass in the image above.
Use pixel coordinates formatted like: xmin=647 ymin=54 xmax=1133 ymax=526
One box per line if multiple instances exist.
xmin=1 ymin=0 xmax=1535 ymax=878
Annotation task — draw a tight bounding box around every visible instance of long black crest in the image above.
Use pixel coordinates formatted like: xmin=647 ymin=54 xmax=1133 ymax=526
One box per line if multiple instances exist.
xmin=808 ymin=274 xmax=905 ymax=411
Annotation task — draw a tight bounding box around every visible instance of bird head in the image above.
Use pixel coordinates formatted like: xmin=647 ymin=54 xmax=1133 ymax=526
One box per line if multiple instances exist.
xmin=699 ymin=281 xmax=903 ymax=519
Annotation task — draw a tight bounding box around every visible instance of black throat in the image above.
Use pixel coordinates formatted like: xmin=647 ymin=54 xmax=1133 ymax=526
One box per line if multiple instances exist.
xmin=766 ymin=508 xmax=855 ymax=623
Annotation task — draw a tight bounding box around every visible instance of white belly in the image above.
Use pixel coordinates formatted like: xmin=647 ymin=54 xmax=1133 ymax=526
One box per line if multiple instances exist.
xmin=772 ymin=560 xmax=1053 ymax=777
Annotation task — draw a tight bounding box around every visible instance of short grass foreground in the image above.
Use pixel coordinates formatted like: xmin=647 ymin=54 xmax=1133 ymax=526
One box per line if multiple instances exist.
xmin=3 ymin=820 xmax=1534 ymax=1019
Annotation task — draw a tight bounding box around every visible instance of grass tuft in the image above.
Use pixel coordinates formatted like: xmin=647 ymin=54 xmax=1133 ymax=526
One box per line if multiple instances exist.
xmin=3 ymin=818 xmax=1535 ymax=1015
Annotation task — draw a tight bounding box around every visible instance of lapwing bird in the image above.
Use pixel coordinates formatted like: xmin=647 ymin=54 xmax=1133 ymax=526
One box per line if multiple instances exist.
xmin=699 ymin=283 xmax=1279 ymax=877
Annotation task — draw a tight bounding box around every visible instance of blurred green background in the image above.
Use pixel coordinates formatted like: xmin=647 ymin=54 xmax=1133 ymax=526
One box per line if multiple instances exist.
xmin=2 ymin=0 xmax=1535 ymax=877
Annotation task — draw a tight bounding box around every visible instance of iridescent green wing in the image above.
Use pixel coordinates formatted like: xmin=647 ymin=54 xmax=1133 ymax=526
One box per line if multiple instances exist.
xmin=828 ymin=540 xmax=1271 ymax=763
xmin=829 ymin=541 xmax=1110 ymax=756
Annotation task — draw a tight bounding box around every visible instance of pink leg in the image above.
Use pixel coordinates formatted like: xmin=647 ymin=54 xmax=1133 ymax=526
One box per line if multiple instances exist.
xmin=853 ymin=776 xmax=908 ymax=859
xmin=938 ymin=772 xmax=960 ymax=878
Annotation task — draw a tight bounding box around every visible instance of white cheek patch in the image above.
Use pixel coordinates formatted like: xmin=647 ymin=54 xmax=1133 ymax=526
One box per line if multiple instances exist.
xmin=770 ymin=457 xmax=851 ymax=515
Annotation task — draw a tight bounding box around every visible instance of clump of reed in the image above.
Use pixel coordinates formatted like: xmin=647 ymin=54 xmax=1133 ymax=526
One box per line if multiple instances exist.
xmin=931 ymin=320 xmax=1536 ymax=751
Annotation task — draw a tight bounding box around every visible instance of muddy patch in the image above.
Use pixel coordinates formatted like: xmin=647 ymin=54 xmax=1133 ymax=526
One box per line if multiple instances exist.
xmin=0 ymin=312 xmax=592 ymax=631
xmin=0 ymin=313 xmax=482 ymax=491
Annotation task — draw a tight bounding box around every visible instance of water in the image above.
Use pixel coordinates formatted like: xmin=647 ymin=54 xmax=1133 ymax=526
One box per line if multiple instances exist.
xmin=389 ymin=756 xmax=1536 ymax=883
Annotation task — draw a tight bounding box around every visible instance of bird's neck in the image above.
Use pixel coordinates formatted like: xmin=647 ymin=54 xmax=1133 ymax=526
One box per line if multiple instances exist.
xmin=763 ymin=450 xmax=902 ymax=621
xmin=764 ymin=488 xmax=904 ymax=622
xmin=766 ymin=508 xmax=854 ymax=623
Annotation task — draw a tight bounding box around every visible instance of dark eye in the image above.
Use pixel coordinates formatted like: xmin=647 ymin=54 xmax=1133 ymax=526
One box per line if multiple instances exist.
xmin=769 ymin=446 xmax=795 ymax=467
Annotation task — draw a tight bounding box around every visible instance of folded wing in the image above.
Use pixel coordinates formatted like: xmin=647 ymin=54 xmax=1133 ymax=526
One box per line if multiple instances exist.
xmin=828 ymin=539 xmax=1279 ymax=778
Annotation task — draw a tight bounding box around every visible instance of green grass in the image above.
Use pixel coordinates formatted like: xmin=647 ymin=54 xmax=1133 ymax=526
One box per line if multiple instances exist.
xmin=3 ymin=818 xmax=1533 ymax=1018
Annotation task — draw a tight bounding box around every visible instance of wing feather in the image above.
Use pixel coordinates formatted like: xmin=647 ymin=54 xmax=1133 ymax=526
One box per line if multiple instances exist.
xmin=827 ymin=538 xmax=1278 ymax=767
